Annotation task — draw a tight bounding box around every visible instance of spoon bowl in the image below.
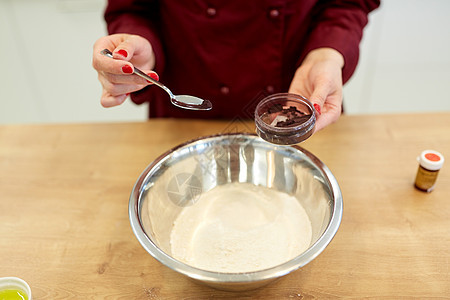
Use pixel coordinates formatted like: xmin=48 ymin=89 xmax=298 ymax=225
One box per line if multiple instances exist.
xmin=171 ymin=95 xmax=212 ymax=110
xmin=101 ymin=49 xmax=212 ymax=111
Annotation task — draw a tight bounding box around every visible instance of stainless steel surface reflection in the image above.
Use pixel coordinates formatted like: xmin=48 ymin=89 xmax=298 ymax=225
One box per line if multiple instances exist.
xmin=129 ymin=133 xmax=342 ymax=291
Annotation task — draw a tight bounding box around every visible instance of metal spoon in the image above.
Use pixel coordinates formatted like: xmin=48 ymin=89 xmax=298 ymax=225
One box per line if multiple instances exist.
xmin=100 ymin=49 xmax=212 ymax=111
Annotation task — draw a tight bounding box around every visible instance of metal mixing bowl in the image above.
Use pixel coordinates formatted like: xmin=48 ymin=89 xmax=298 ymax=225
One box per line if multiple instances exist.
xmin=129 ymin=133 xmax=342 ymax=291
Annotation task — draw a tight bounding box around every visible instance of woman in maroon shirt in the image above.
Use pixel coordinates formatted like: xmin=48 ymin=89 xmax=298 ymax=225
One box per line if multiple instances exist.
xmin=93 ymin=0 xmax=379 ymax=131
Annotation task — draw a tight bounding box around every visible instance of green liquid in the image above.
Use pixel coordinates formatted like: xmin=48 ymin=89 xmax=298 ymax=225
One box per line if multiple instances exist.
xmin=0 ymin=289 xmax=28 ymax=300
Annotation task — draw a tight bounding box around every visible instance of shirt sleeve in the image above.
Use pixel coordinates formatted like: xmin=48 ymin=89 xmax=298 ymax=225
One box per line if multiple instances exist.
xmin=301 ymin=0 xmax=380 ymax=83
xmin=104 ymin=0 xmax=165 ymax=75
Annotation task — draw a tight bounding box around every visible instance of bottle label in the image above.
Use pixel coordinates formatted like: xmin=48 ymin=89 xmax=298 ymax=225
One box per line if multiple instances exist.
xmin=415 ymin=166 xmax=439 ymax=192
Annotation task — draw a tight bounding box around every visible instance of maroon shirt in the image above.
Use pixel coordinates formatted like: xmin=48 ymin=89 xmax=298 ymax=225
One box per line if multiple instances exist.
xmin=105 ymin=0 xmax=379 ymax=119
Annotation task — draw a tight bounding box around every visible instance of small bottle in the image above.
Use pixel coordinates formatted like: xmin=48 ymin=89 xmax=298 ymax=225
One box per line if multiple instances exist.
xmin=414 ymin=150 xmax=444 ymax=192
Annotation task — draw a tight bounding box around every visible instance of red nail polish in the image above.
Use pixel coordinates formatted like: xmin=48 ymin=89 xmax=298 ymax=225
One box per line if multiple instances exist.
xmin=117 ymin=49 xmax=128 ymax=58
xmin=122 ymin=65 xmax=133 ymax=74
xmin=147 ymin=72 xmax=159 ymax=82
xmin=150 ymin=72 xmax=159 ymax=81
xmin=313 ymin=103 xmax=321 ymax=115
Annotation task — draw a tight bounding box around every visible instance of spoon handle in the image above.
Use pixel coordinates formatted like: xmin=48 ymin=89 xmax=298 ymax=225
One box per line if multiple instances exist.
xmin=100 ymin=49 xmax=174 ymax=98
xmin=132 ymin=68 xmax=174 ymax=98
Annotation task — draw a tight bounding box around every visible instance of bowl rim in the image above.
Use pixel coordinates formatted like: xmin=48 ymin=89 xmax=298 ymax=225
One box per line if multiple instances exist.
xmin=0 ymin=277 xmax=32 ymax=298
xmin=129 ymin=133 xmax=343 ymax=283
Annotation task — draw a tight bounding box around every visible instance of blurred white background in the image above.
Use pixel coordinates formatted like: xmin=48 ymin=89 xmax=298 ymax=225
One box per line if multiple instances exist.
xmin=1 ymin=0 xmax=449 ymax=124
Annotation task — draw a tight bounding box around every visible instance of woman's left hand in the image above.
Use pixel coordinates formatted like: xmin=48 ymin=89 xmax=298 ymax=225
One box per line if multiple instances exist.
xmin=288 ymin=48 xmax=345 ymax=132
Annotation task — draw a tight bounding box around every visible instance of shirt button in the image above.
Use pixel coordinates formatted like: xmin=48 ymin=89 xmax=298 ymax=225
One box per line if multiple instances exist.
xmin=266 ymin=85 xmax=275 ymax=93
xmin=220 ymin=86 xmax=230 ymax=95
xmin=206 ymin=7 xmax=217 ymax=17
xmin=269 ymin=9 xmax=280 ymax=19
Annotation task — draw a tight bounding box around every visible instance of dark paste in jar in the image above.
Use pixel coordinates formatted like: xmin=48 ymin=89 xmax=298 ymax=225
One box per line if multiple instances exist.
xmin=255 ymin=93 xmax=316 ymax=145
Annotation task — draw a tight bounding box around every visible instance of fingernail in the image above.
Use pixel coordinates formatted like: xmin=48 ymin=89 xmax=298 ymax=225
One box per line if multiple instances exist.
xmin=313 ymin=103 xmax=321 ymax=115
xmin=122 ymin=65 xmax=133 ymax=74
xmin=147 ymin=72 xmax=159 ymax=82
xmin=117 ymin=49 xmax=128 ymax=58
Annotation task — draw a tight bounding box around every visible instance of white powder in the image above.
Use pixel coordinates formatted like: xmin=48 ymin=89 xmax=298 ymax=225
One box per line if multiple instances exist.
xmin=170 ymin=182 xmax=312 ymax=273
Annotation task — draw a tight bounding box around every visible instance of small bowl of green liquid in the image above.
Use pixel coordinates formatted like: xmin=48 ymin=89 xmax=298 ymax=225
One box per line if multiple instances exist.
xmin=0 ymin=277 xmax=31 ymax=300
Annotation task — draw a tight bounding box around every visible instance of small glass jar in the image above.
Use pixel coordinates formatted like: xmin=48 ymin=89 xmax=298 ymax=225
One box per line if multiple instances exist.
xmin=414 ymin=150 xmax=444 ymax=192
xmin=255 ymin=93 xmax=316 ymax=145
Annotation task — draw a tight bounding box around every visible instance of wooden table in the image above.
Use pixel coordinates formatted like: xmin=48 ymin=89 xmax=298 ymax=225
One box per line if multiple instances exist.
xmin=1 ymin=113 xmax=449 ymax=299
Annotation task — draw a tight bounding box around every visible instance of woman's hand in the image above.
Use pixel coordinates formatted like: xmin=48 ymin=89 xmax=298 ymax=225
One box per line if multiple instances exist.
xmin=92 ymin=34 xmax=158 ymax=107
xmin=288 ymin=48 xmax=344 ymax=132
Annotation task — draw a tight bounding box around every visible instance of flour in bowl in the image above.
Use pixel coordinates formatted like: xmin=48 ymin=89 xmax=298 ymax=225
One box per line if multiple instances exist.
xmin=169 ymin=182 xmax=312 ymax=273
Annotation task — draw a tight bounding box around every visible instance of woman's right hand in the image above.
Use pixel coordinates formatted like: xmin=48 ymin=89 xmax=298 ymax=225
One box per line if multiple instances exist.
xmin=92 ymin=34 xmax=158 ymax=107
